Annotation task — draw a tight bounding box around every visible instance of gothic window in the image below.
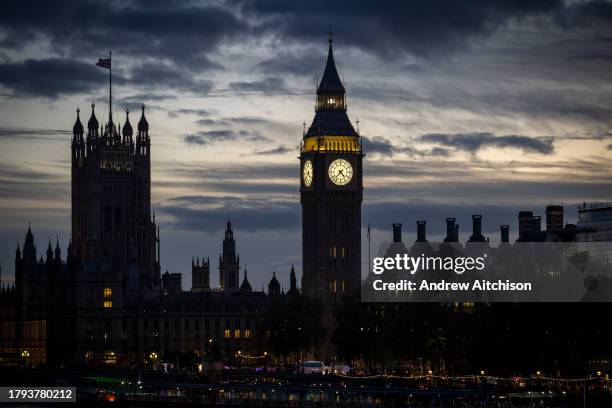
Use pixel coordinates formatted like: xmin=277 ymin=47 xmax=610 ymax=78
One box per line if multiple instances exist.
xmin=330 ymin=279 xmax=337 ymax=294
xmin=115 ymin=207 xmax=121 ymax=236
xmin=103 ymin=206 xmax=112 ymax=239
xmin=103 ymin=287 xmax=112 ymax=298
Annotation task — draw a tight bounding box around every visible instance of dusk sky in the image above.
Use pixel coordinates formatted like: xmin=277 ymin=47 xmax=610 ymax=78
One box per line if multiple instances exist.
xmin=1 ymin=0 xmax=611 ymax=290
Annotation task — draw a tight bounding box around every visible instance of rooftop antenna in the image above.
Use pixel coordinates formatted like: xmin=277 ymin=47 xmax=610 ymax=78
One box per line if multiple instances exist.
xmin=302 ymin=121 xmax=306 ymax=136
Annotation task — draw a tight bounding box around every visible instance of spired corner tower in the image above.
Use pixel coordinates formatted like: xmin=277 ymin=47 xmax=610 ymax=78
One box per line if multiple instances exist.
xmin=300 ymin=34 xmax=363 ymax=304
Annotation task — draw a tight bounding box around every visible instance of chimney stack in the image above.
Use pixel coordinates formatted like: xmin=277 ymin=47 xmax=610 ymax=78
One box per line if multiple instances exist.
xmin=444 ymin=217 xmax=458 ymax=243
xmin=416 ymin=220 xmax=427 ymax=242
xmin=472 ymin=215 xmax=482 ymax=236
xmin=500 ymin=225 xmax=509 ymax=243
xmin=468 ymin=214 xmax=486 ymax=243
xmin=392 ymin=223 xmax=402 ymax=243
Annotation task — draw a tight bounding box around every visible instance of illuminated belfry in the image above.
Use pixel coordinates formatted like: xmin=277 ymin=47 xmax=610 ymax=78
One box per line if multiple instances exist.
xmin=301 ymin=31 xmax=361 ymax=155
xmin=300 ymin=32 xmax=363 ymax=303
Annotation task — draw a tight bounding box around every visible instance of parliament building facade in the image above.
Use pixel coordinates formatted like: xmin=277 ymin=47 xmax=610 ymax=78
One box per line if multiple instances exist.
xmin=0 ymin=36 xmax=362 ymax=367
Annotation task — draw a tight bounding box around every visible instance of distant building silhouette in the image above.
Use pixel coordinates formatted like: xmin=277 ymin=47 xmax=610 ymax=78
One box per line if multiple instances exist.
xmin=443 ymin=217 xmax=459 ymax=243
xmin=546 ymin=205 xmax=564 ymax=235
xmin=219 ymin=221 xmax=240 ymax=292
xmin=416 ymin=220 xmax=428 ymax=243
xmin=500 ymin=224 xmax=510 ymax=244
xmin=468 ymin=215 xmax=486 ymax=243
xmin=1 ymin=101 xmax=301 ymax=367
xmin=191 ymin=256 xmax=210 ymax=293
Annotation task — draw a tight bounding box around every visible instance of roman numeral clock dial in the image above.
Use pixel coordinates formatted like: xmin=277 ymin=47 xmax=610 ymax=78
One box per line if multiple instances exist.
xmin=328 ymin=158 xmax=353 ymax=186
xmin=303 ymin=159 xmax=313 ymax=187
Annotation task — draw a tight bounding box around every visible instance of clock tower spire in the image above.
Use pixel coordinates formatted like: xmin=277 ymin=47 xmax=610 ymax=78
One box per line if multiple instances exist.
xmin=300 ymin=33 xmax=363 ymax=304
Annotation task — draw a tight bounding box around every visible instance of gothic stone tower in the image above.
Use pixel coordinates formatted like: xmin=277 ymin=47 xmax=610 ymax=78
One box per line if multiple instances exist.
xmin=71 ymin=104 xmax=161 ymax=299
xmin=66 ymin=103 xmax=161 ymax=363
xmin=192 ymin=256 xmax=210 ymax=292
xmin=219 ymin=221 xmax=240 ymax=292
xmin=300 ymin=35 xmax=363 ymax=304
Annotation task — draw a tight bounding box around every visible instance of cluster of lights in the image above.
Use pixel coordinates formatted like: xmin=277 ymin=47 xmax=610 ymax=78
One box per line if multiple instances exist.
xmin=337 ymin=372 xmax=611 ymax=383
xmin=235 ymin=350 xmax=269 ymax=360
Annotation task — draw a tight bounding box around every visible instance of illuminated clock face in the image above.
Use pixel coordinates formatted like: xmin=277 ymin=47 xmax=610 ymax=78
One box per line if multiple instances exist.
xmin=328 ymin=159 xmax=353 ymax=186
xmin=303 ymin=160 xmax=313 ymax=187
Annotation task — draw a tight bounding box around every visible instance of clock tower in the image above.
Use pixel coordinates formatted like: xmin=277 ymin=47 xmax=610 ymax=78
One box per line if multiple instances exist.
xmin=300 ymin=33 xmax=363 ymax=304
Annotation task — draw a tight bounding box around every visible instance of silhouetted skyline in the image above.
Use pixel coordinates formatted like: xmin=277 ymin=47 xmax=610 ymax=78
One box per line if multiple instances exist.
xmin=1 ymin=1 xmax=612 ymax=289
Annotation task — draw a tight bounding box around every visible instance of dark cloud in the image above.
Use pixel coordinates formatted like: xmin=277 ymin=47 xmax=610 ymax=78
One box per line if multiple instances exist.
xmin=0 ymin=1 xmax=248 ymax=69
xmin=228 ymin=76 xmax=291 ymax=95
xmin=0 ymin=162 xmax=69 ymax=203
xmin=361 ymin=136 xmax=394 ymax=156
xmin=116 ymin=93 xmax=176 ymax=108
xmin=159 ymin=195 xmax=299 ymax=232
xmin=129 ymin=63 xmax=214 ymax=94
xmin=557 ymin=0 xmax=612 ymax=28
xmin=0 ymin=127 xmax=71 ymax=140
xmin=0 ymin=58 xmax=107 ymax=98
xmin=252 ymin=145 xmax=293 ymax=155
xmin=256 ymin=48 xmax=324 ymax=77
xmin=167 ymin=108 xmax=213 ymax=118
xmin=225 ymin=116 xmax=272 ymax=125
xmin=419 ymin=132 xmax=554 ymax=155
xmin=183 ymin=129 xmax=270 ymax=146
xmin=607 ymin=144 xmax=612 ymax=150
xmin=194 ymin=116 xmax=276 ymax=128
xmin=238 ymin=0 xmax=565 ymax=58
xmin=167 ymin=162 xmax=296 ymax=181
xmin=361 ymin=136 xmax=452 ymax=158
xmin=195 ymin=118 xmax=228 ymax=127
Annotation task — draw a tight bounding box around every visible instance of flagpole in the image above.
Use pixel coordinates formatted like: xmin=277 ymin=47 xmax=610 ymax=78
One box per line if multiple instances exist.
xmin=109 ymin=51 xmax=112 ymax=118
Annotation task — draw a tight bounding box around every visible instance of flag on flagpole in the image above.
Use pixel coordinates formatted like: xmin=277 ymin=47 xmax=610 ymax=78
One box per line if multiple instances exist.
xmin=96 ymin=58 xmax=111 ymax=69
xmin=367 ymin=224 xmax=370 ymax=240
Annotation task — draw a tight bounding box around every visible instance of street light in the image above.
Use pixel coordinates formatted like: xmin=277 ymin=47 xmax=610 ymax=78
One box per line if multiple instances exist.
xmin=21 ymin=350 xmax=30 ymax=368
xmin=149 ymin=352 xmax=158 ymax=369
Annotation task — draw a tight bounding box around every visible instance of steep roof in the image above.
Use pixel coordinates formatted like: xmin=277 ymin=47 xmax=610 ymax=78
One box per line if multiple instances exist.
xmin=317 ymin=39 xmax=345 ymax=94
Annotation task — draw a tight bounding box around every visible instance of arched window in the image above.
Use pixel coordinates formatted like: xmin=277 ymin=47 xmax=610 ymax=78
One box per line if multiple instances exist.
xmin=104 ymin=206 xmax=112 ymax=239
xmin=115 ymin=207 xmax=121 ymax=236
